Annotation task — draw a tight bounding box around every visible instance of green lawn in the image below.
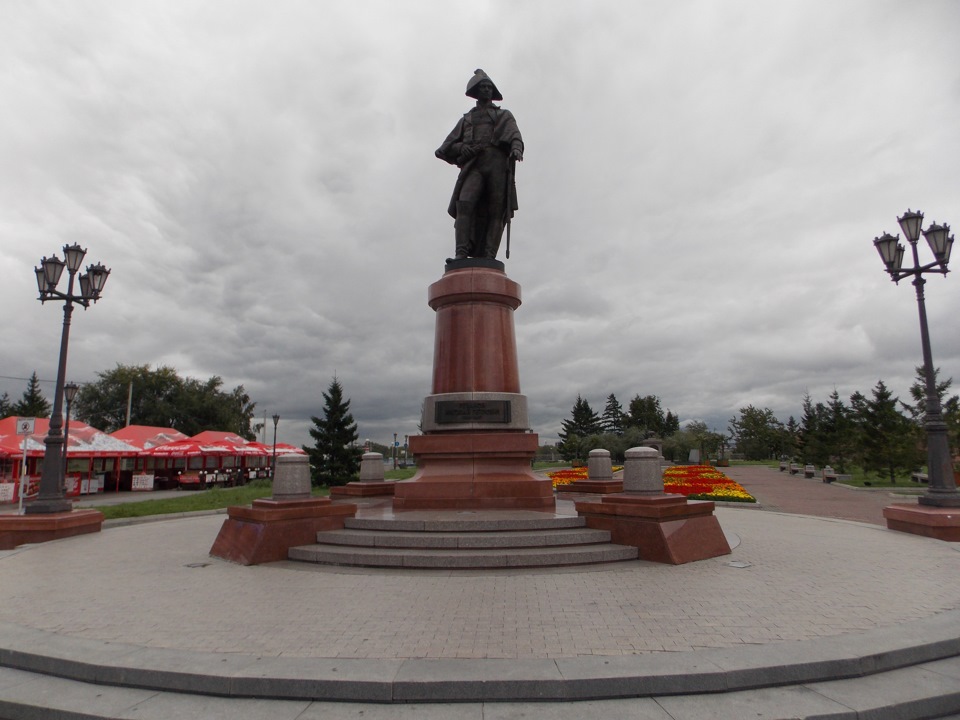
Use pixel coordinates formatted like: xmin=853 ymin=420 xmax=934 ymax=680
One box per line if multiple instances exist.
xmin=97 ymin=481 xmax=328 ymax=520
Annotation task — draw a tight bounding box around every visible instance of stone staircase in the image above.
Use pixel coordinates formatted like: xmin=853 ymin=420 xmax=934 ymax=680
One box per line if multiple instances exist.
xmin=288 ymin=514 xmax=639 ymax=569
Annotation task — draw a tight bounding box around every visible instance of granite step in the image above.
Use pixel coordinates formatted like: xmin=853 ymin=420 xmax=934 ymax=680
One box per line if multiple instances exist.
xmin=314 ymin=526 xmax=614 ymax=549
xmin=343 ymin=515 xmax=587 ymax=532
xmin=288 ymin=542 xmax=639 ymax=569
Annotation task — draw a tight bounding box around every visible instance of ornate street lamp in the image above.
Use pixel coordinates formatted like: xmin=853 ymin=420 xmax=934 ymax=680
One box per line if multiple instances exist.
xmin=873 ymin=210 xmax=958 ymax=507
xmin=27 ymin=244 xmax=110 ymax=515
xmin=272 ymin=413 xmax=280 ymax=476
xmin=62 ymin=381 xmax=79 ymax=483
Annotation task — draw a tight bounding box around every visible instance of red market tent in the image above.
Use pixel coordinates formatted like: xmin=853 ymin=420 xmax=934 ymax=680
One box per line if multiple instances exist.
xmin=0 ymin=416 xmax=138 ymax=460
xmin=140 ymin=440 xmax=234 ymax=458
xmin=273 ymin=442 xmax=307 ymax=456
xmin=0 ymin=416 xmax=139 ymax=491
xmin=189 ymin=431 xmax=249 ymax=446
xmin=109 ymin=425 xmax=189 ymax=450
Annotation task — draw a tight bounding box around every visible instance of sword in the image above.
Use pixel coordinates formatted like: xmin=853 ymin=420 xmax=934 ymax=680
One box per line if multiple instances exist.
xmin=505 ymin=158 xmax=516 ymax=259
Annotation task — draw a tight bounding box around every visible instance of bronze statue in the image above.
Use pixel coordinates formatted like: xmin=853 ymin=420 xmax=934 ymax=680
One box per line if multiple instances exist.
xmin=436 ymin=69 xmax=523 ymax=261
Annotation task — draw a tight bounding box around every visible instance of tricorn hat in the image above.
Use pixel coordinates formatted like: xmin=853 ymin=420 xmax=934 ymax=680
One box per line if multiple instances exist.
xmin=465 ymin=68 xmax=502 ymax=101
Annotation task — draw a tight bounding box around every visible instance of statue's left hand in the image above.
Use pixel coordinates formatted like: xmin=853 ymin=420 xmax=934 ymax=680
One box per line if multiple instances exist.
xmin=510 ymin=148 xmax=523 ymax=162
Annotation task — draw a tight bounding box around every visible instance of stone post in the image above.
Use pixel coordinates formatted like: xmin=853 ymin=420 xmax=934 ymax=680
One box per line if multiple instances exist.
xmin=211 ymin=453 xmax=356 ymax=566
xmin=359 ymin=452 xmax=385 ymax=482
xmin=272 ymin=454 xmax=312 ymax=501
xmin=622 ymin=446 xmax=663 ymax=495
xmin=587 ymin=449 xmax=612 ymax=481
xmin=575 ymin=444 xmax=731 ymax=564
xmin=329 ymin=451 xmax=396 ymax=498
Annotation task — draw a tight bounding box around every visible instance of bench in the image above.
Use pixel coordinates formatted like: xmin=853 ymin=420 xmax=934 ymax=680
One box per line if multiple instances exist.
xmin=911 ymin=472 xmax=929 ymax=484
xmin=779 ymin=461 xmax=788 ymax=472
xmin=789 ymin=463 xmax=802 ymax=475
xmin=822 ymin=467 xmax=853 ymax=483
xmin=804 ymin=465 xmax=815 ymax=478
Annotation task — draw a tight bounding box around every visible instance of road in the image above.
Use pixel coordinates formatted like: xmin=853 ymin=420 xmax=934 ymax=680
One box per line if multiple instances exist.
xmin=722 ymin=463 xmax=922 ymax=526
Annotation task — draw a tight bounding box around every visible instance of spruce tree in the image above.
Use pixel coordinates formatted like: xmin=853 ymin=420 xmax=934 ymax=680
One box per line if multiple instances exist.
xmin=0 ymin=392 xmax=10 ymax=418
xmin=305 ymin=377 xmax=361 ymax=486
xmin=600 ymin=393 xmax=625 ymax=435
xmin=858 ymin=380 xmax=920 ymax=483
xmin=797 ymin=393 xmax=829 ymax=467
xmin=12 ymin=371 xmax=52 ymax=419
xmin=557 ymin=395 xmax=602 ymax=462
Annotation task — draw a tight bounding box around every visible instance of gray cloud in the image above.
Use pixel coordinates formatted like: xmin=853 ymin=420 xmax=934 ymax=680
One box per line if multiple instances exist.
xmin=3 ymin=0 xmax=959 ymax=451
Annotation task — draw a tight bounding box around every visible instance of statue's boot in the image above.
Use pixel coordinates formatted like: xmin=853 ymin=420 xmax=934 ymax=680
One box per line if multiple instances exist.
xmin=454 ymin=201 xmax=475 ymax=259
xmin=483 ymin=219 xmax=504 ymax=259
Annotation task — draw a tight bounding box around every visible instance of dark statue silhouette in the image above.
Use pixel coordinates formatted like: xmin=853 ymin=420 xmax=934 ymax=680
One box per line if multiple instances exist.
xmin=436 ymin=69 xmax=523 ymax=261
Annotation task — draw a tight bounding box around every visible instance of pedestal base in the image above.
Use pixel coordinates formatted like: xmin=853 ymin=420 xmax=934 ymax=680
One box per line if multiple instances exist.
xmin=210 ymin=497 xmax=357 ymax=565
xmin=557 ymin=479 xmax=624 ymax=494
xmin=330 ymin=481 xmax=396 ymax=497
xmin=0 ymin=509 xmax=104 ymax=550
xmin=883 ymin=503 xmax=960 ymax=542
xmin=394 ymin=432 xmax=555 ymax=510
xmin=575 ymin=493 xmax=731 ymax=564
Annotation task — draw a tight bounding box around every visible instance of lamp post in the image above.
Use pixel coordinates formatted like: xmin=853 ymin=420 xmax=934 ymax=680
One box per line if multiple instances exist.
xmin=62 ymin=381 xmax=79 ymax=484
xmin=271 ymin=413 xmax=280 ymax=476
xmin=27 ymin=244 xmax=110 ymax=515
xmin=873 ymin=209 xmax=958 ymax=507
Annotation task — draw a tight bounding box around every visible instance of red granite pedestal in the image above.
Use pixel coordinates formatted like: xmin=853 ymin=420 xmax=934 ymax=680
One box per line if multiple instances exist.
xmin=393 ymin=261 xmax=555 ymax=511
xmin=883 ymin=504 xmax=960 ymax=542
xmin=575 ymin=493 xmax=731 ymax=564
xmin=210 ymin=497 xmax=357 ymax=565
xmin=557 ymin=479 xmax=624 ymax=494
xmin=0 ymin=509 xmax=105 ymax=550
xmin=331 ymin=482 xmax=396 ymax=497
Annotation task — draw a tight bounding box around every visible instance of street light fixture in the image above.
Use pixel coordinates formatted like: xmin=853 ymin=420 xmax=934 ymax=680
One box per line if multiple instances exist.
xmin=27 ymin=244 xmax=110 ymax=515
xmin=62 ymin=381 xmax=79 ymax=484
xmin=873 ymin=209 xmax=958 ymax=508
xmin=272 ymin=413 xmax=280 ymax=476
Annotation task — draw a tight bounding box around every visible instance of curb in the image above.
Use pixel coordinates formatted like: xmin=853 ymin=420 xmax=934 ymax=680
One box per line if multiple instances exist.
xmin=1 ymin=610 xmax=958 ymax=703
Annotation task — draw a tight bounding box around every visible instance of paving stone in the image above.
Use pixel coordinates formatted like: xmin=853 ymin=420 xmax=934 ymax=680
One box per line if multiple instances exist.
xmin=116 ymin=691 xmax=311 ymax=720
xmin=655 ymin=685 xmax=857 ymax=720
xmin=808 ymin=662 xmax=960 ymax=719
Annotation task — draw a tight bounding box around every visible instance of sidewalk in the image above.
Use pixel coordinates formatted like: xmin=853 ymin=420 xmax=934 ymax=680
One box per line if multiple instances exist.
xmin=0 ymin=471 xmax=958 ymax=717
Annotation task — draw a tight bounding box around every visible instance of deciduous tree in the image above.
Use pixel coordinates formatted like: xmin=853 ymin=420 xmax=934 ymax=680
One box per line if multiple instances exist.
xmin=74 ymin=364 xmax=257 ymax=437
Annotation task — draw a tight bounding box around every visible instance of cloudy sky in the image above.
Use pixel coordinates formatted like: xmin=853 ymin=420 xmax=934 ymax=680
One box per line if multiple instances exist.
xmin=2 ymin=0 xmax=959 ymax=450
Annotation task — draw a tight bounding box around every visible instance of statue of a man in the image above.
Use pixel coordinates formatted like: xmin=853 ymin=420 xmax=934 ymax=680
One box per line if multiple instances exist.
xmin=436 ymin=69 xmax=524 ymax=261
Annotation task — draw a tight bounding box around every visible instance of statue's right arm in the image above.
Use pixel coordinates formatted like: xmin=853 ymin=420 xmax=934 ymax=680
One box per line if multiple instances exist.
xmin=436 ymin=117 xmax=467 ymax=165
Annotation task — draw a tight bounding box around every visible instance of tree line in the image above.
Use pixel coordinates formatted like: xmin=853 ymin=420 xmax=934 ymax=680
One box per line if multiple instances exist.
xmin=557 ymin=393 xmax=685 ymax=463
xmin=727 ymin=369 xmax=960 ymax=482
xmin=2 ymin=366 xmax=366 ymax=488
xmin=557 ymin=370 xmax=960 ymax=482
xmin=0 ymin=372 xmax=52 ymax=419
xmin=2 ymin=364 xmax=259 ymax=439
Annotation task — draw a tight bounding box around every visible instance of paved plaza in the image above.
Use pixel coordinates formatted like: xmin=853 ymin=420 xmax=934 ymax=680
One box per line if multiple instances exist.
xmin=0 ymin=464 xmax=958 ymax=718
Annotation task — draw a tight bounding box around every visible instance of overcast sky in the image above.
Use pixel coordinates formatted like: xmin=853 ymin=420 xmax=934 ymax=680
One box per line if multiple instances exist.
xmin=2 ymin=0 xmax=959 ymax=451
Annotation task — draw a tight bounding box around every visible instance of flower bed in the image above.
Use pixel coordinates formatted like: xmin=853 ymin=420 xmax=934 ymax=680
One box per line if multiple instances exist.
xmin=663 ymin=465 xmax=756 ymax=503
xmin=547 ymin=466 xmax=622 ymax=488
xmin=547 ymin=464 xmax=756 ymax=502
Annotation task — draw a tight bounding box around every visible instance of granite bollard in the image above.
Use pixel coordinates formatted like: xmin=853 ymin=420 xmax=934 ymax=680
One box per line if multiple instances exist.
xmin=587 ymin=449 xmax=612 ymax=481
xmin=272 ymin=454 xmax=312 ymax=500
xmin=210 ymin=454 xmax=356 ymax=565
xmin=557 ymin=448 xmax=622 ymax=494
xmin=575 ymin=446 xmax=731 ymax=564
xmin=622 ymin=446 xmax=662 ymax=494
xmin=359 ymin=452 xmax=386 ymax=482
xmin=330 ymin=452 xmax=397 ymax=497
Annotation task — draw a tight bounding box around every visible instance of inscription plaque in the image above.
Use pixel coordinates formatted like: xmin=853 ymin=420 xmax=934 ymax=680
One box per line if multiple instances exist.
xmin=435 ymin=400 xmax=512 ymax=424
